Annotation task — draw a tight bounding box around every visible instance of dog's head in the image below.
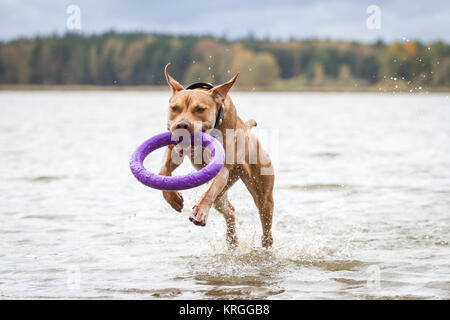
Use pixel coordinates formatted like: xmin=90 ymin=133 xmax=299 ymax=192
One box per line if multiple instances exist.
xmin=164 ymin=63 xmax=238 ymax=135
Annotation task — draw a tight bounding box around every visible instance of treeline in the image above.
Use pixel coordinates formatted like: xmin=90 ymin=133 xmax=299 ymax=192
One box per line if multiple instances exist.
xmin=0 ymin=32 xmax=449 ymax=87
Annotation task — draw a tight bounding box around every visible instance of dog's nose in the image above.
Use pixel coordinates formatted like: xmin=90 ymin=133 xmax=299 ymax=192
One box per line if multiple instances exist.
xmin=173 ymin=120 xmax=193 ymax=134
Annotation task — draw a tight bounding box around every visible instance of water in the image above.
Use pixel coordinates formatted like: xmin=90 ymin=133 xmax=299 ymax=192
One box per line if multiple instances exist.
xmin=0 ymin=91 xmax=449 ymax=299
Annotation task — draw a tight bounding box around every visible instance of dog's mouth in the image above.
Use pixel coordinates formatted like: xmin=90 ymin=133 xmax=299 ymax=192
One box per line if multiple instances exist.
xmin=201 ymin=124 xmax=213 ymax=133
xmin=167 ymin=123 xmax=213 ymax=135
xmin=169 ymin=122 xmax=213 ymax=155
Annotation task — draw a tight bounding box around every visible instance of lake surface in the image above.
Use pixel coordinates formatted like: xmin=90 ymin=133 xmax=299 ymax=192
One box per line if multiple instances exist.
xmin=0 ymin=91 xmax=449 ymax=299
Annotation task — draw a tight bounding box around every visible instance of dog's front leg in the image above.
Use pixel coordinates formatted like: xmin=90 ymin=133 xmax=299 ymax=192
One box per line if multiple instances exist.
xmin=159 ymin=145 xmax=184 ymax=212
xmin=189 ymin=166 xmax=230 ymax=226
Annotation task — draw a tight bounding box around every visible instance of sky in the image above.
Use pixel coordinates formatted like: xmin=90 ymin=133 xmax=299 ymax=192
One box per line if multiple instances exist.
xmin=0 ymin=0 xmax=449 ymax=43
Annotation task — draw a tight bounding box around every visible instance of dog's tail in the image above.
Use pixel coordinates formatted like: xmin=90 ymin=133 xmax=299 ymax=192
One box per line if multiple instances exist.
xmin=245 ymin=119 xmax=257 ymax=129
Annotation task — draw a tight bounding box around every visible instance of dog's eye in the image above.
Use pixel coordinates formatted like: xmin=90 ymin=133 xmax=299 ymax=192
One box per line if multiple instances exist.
xmin=171 ymin=106 xmax=180 ymax=112
xmin=194 ymin=107 xmax=206 ymax=113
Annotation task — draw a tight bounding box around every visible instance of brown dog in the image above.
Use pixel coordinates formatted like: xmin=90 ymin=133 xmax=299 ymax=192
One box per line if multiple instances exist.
xmin=159 ymin=63 xmax=274 ymax=248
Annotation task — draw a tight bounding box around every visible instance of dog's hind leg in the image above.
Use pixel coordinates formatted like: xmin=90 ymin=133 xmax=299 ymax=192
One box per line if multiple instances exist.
xmin=241 ymin=167 xmax=274 ymax=248
xmin=214 ymin=192 xmax=238 ymax=248
xmin=256 ymin=192 xmax=274 ymax=248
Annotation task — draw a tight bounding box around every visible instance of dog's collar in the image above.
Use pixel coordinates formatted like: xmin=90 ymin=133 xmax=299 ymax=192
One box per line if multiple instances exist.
xmin=186 ymin=82 xmax=225 ymax=130
xmin=214 ymin=104 xmax=225 ymax=129
xmin=186 ymin=82 xmax=213 ymax=90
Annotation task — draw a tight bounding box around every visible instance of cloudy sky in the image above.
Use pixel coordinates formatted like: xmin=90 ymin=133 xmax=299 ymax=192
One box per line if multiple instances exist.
xmin=0 ymin=0 xmax=449 ymax=42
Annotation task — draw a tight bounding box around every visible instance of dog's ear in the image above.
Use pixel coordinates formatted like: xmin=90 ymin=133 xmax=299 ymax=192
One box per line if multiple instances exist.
xmin=164 ymin=63 xmax=184 ymax=94
xmin=210 ymin=74 xmax=239 ymax=104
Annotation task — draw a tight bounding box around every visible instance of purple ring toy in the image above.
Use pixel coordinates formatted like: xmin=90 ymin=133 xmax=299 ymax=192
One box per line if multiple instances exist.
xmin=130 ymin=131 xmax=225 ymax=191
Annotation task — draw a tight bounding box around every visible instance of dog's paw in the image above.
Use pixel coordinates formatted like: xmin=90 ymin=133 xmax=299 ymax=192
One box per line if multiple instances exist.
xmin=162 ymin=191 xmax=183 ymax=212
xmin=262 ymin=233 xmax=273 ymax=248
xmin=189 ymin=205 xmax=208 ymax=226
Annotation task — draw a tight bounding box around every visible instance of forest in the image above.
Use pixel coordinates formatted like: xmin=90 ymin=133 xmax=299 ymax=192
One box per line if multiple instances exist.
xmin=0 ymin=32 xmax=448 ymax=90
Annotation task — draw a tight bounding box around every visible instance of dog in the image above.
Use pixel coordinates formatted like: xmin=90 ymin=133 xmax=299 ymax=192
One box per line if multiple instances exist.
xmin=159 ymin=63 xmax=274 ymax=248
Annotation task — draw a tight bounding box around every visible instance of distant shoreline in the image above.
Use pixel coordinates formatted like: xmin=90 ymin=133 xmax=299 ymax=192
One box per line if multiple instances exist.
xmin=1 ymin=84 xmax=448 ymax=93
